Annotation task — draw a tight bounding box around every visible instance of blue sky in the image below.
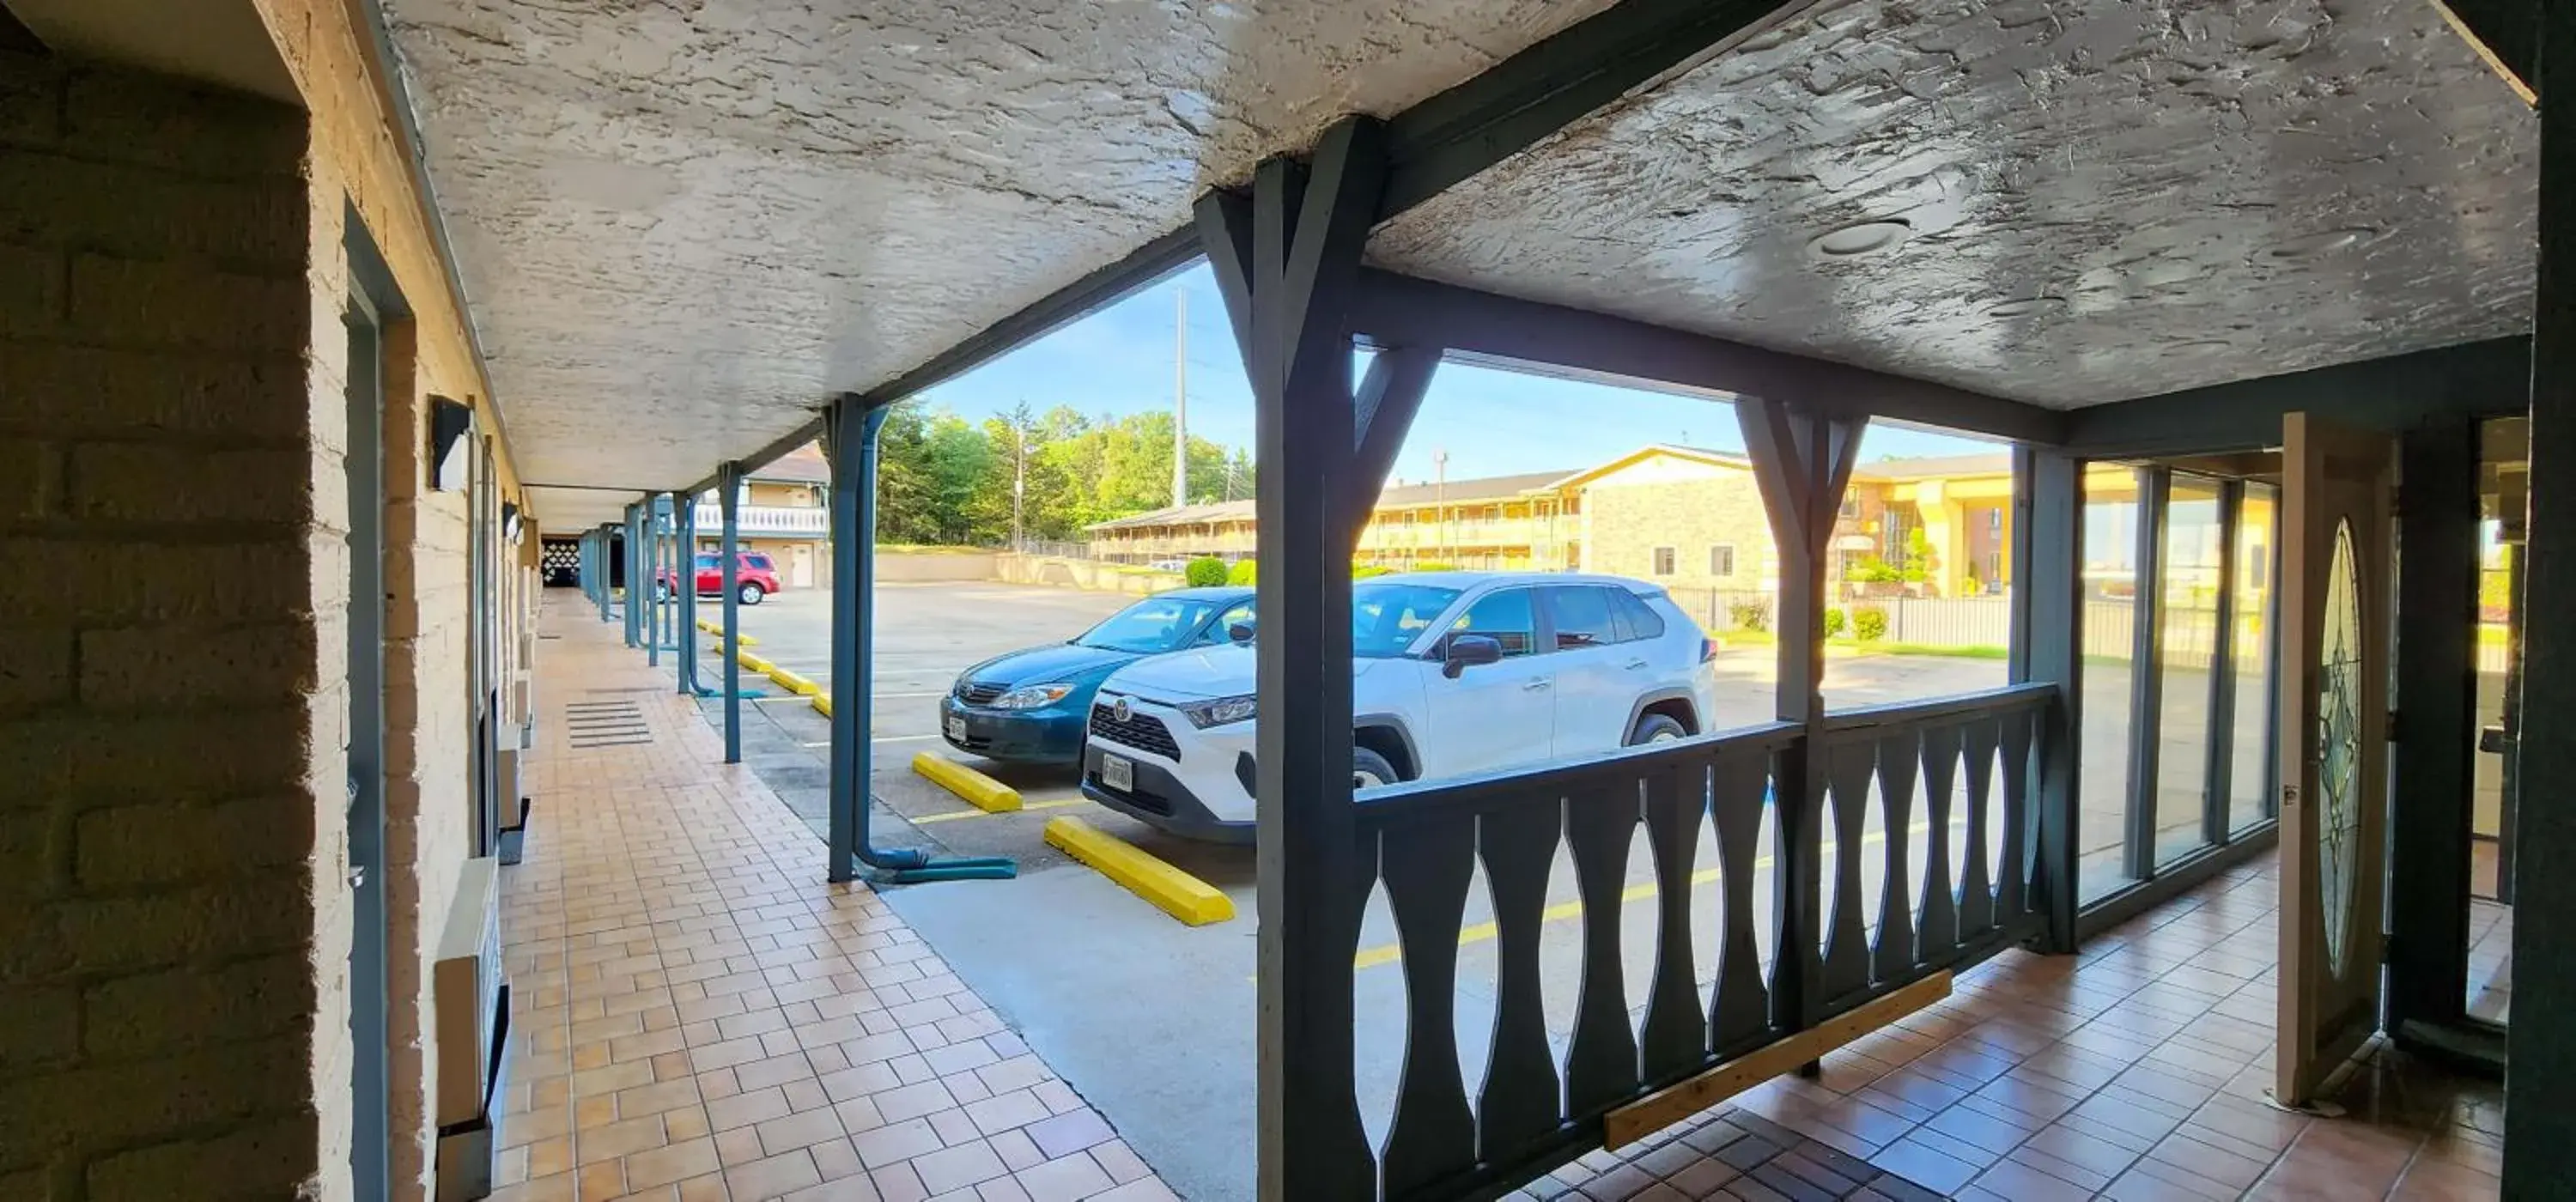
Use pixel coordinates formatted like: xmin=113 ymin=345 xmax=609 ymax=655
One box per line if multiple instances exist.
xmin=923 ymin=263 xmax=2003 ymax=485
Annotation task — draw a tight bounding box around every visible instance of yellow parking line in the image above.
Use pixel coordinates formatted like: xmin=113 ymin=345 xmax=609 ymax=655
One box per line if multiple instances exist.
xmin=1044 ymin=817 xmax=1235 ymax=926
xmin=1348 ymin=821 xmax=1935 ymax=971
xmin=909 ymin=798 xmax=1091 ymax=825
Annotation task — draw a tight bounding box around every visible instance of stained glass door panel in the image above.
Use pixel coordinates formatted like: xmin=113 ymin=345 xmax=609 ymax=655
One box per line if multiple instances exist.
xmin=2275 ymin=413 xmax=2392 ymax=1108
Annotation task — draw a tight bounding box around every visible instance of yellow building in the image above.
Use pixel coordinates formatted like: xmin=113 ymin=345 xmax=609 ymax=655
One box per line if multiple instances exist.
xmin=1082 ymin=445 xmax=2274 ymax=622
xmin=1089 ymin=470 xmax=1581 ymax=570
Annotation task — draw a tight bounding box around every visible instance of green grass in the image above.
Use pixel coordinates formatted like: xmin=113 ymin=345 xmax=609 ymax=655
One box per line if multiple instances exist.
xmin=1860 ymin=640 xmax=2008 ymax=659
xmin=1709 ymin=629 xmax=2007 ymax=660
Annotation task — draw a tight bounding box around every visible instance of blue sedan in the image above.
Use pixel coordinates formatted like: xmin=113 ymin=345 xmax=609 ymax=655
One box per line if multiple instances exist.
xmin=939 ymin=586 xmax=1255 ymax=765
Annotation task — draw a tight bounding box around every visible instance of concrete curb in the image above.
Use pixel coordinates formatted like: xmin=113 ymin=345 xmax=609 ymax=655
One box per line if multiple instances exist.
xmin=910 ymin=752 xmax=1021 ymax=812
xmin=1041 ymin=817 xmax=1235 ymax=926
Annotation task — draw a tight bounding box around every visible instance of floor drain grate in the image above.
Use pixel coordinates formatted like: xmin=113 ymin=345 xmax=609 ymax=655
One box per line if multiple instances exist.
xmin=564 ymin=699 xmax=652 ymax=748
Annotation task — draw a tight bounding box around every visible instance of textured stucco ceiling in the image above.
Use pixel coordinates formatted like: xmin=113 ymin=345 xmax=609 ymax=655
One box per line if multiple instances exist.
xmin=380 ymin=0 xmax=1615 ymax=528
xmin=1370 ymin=0 xmax=2537 ymax=410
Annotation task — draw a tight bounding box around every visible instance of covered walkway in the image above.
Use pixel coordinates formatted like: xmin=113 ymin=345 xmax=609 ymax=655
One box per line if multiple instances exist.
xmin=507 ymin=605 xmax=2504 ymax=1202
xmin=491 ymin=598 xmax=1174 ymax=1202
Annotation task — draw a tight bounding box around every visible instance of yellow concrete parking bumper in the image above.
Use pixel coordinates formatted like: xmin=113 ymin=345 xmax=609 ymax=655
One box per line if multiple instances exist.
xmin=767 ymin=666 xmax=818 ymax=696
xmin=910 ymin=752 xmax=1020 ymax=813
xmin=693 ymin=617 xmax=756 ymax=646
xmin=1042 ymin=817 xmax=1234 ymax=926
xmin=811 ymin=692 xmax=833 ymax=718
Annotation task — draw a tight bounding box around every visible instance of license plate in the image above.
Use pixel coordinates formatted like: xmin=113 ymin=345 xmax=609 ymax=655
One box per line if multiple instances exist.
xmin=944 ymin=715 xmax=966 ymax=743
xmin=1101 ymin=753 xmax=1133 ymax=792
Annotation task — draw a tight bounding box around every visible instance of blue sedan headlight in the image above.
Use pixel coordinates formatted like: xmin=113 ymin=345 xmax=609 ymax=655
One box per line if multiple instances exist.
xmin=1181 ymin=694 xmax=1256 ymax=728
xmin=988 ymin=683 xmax=1073 ymax=710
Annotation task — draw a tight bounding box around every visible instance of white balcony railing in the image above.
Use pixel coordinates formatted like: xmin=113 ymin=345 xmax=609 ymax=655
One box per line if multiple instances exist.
xmin=736 ymin=504 xmax=828 ymax=536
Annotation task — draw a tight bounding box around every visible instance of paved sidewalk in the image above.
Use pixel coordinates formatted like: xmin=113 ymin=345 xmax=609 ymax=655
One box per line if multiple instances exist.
xmin=489 ymin=598 xmax=1176 ymax=1201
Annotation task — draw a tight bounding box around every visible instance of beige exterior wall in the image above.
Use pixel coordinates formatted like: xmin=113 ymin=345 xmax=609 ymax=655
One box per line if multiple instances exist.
xmin=0 ymin=55 xmax=355 ymax=1201
xmin=746 ymin=479 xmax=820 ymax=507
xmin=3 ymin=4 xmax=532 ymax=1195
xmin=1576 ymin=459 xmax=1779 ymax=591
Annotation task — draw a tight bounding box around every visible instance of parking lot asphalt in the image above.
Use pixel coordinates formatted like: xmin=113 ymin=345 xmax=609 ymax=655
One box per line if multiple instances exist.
xmin=677 ymin=578 xmax=2050 ymax=1201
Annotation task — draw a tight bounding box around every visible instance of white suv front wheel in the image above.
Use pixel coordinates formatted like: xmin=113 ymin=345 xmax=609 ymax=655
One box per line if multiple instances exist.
xmin=1628 ymin=713 xmax=1688 ymax=745
xmin=1353 ymin=746 xmax=1400 ymax=789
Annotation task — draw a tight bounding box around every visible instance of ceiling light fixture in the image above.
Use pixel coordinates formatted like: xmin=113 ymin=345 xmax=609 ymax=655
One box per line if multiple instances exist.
xmin=2266 ymin=227 xmax=2377 ymax=260
xmin=1807 ymin=218 xmax=1911 ymax=259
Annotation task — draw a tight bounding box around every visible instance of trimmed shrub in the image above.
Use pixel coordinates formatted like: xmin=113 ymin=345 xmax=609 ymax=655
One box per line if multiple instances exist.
xmin=1852 ymin=604 xmax=1888 ymax=641
xmin=1186 ymin=556 xmax=1230 ymax=587
xmin=1229 ymin=559 xmax=1259 ymax=585
xmin=1822 ymin=607 xmax=1848 ymax=638
xmin=1351 ymin=563 xmax=1393 ymax=580
xmin=1727 ymin=598 xmax=1771 ymax=633
xmin=1412 ymin=560 xmax=1461 ymax=573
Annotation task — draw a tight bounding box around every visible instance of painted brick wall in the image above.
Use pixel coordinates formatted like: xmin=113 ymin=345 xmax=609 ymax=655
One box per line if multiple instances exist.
xmin=1581 ymin=473 xmax=1783 ymax=592
xmin=0 ymin=51 xmax=351 ymax=1201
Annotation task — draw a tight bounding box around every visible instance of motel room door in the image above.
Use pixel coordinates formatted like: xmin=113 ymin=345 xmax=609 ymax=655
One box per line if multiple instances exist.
xmin=2275 ymin=412 xmax=2395 ymax=1108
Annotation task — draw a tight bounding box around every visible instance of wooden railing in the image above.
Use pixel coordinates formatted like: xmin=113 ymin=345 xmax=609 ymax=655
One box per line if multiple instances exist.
xmin=1336 ymin=683 xmax=2056 ymax=1200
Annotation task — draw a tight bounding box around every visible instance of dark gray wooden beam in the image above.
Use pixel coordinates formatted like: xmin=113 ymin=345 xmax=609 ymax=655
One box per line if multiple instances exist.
xmin=2062 ymin=338 xmax=2530 ymax=458
xmin=1210 ymin=117 xmax=1388 ymax=1202
xmin=2387 ymin=421 xmax=2478 ymax=1035
xmin=1346 ymin=345 xmax=1442 ymax=543
xmin=2504 ymin=4 xmax=2573 ymax=1192
xmin=2014 ymin=448 xmax=2086 ymax=952
xmin=1349 ymin=268 xmax=2067 ymax=444
xmin=1378 ymin=0 xmax=1822 ymax=217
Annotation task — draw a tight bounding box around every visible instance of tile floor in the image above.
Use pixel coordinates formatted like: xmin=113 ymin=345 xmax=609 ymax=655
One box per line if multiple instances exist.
xmin=508 ymin=600 xmax=2503 ymax=1200
xmin=1525 ymin=862 xmax=2505 ymax=1200
xmin=490 ymin=604 xmax=1177 ymax=1201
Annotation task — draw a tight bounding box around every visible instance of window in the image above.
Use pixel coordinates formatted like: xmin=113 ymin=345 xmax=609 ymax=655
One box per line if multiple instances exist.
xmin=742 ymin=553 xmax=775 ymax=570
xmin=1445 ymin=587 xmax=1536 ymax=657
xmin=1652 ymin=546 xmax=1676 ymax=576
xmin=696 ymin=554 xmax=720 ymax=569
xmin=1195 ymin=599 xmax=1257 ymax=646
xmin=1709 ymin=544 xmax=1736 ymax=578
xmin=1840 ymin=493 xmax=1862 ymax=519
xmin=1353 ymin=582 xmax=1464 ymax=658
xmin=1610 ymin=588 xmax=1666 ymax=640
xmin=1543 ymin=586 xmax=1619 ymax=649
xmin=1077 ymin=595 xmax=1230 ymax=653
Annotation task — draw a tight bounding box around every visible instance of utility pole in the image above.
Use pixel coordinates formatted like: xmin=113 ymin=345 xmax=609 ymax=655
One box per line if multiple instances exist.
xmin=1011 ymin=430 xmax=1027 ymax=551
xmin=1433 ymin=448 xmax=1449 ymax=562
xmin=1172 ymin=286 xmax=1189 ymax=509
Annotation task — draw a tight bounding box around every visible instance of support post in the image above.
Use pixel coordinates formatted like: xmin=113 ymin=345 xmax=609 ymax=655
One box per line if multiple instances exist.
xmin=623 ymin=504 xmax=641 ymax=648
xmin=1198 ymin=117 xmax=1391 ymax=1202
xmin=823 ymin=398 xmax=920 ymax=882
xmin=647 ymin=495 xmax=663 ymax=670
xmin=722 ymin=463 xmax=744 ymax=764
xmin=677 ymin=492 xmax=698 ymax=695
xmin=2017 ymin=447 xmax=2085 ymax=951
xmin=2390 ymin=421 xmax=2478 ymax=1032
xmin=2123 ymin=467 xmax=2167 ymax=880
xmin=1737 ymin=397 xmax=1862 ymax=1040
xmin=2202 ymin=479 xmax=2242 ymax=850
xmin=2506 ymin=12 xmax=2571 ymax=1185
xmin=819 ymin=398 xmax=1013 ymax=884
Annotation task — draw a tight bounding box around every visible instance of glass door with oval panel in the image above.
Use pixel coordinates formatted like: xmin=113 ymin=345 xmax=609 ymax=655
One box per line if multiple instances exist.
xmin=2275 ymin=412 xmax=2394 ymax=1109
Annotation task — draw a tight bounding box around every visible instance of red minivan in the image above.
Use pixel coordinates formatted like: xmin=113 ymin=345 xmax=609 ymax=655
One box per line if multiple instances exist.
xmin=657 ymin=551 xmax=781 ymax=605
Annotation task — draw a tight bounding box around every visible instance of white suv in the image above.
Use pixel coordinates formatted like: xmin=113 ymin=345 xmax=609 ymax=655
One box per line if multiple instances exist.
xmin=1079 ymin=572 xmax=1718 ymax=842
